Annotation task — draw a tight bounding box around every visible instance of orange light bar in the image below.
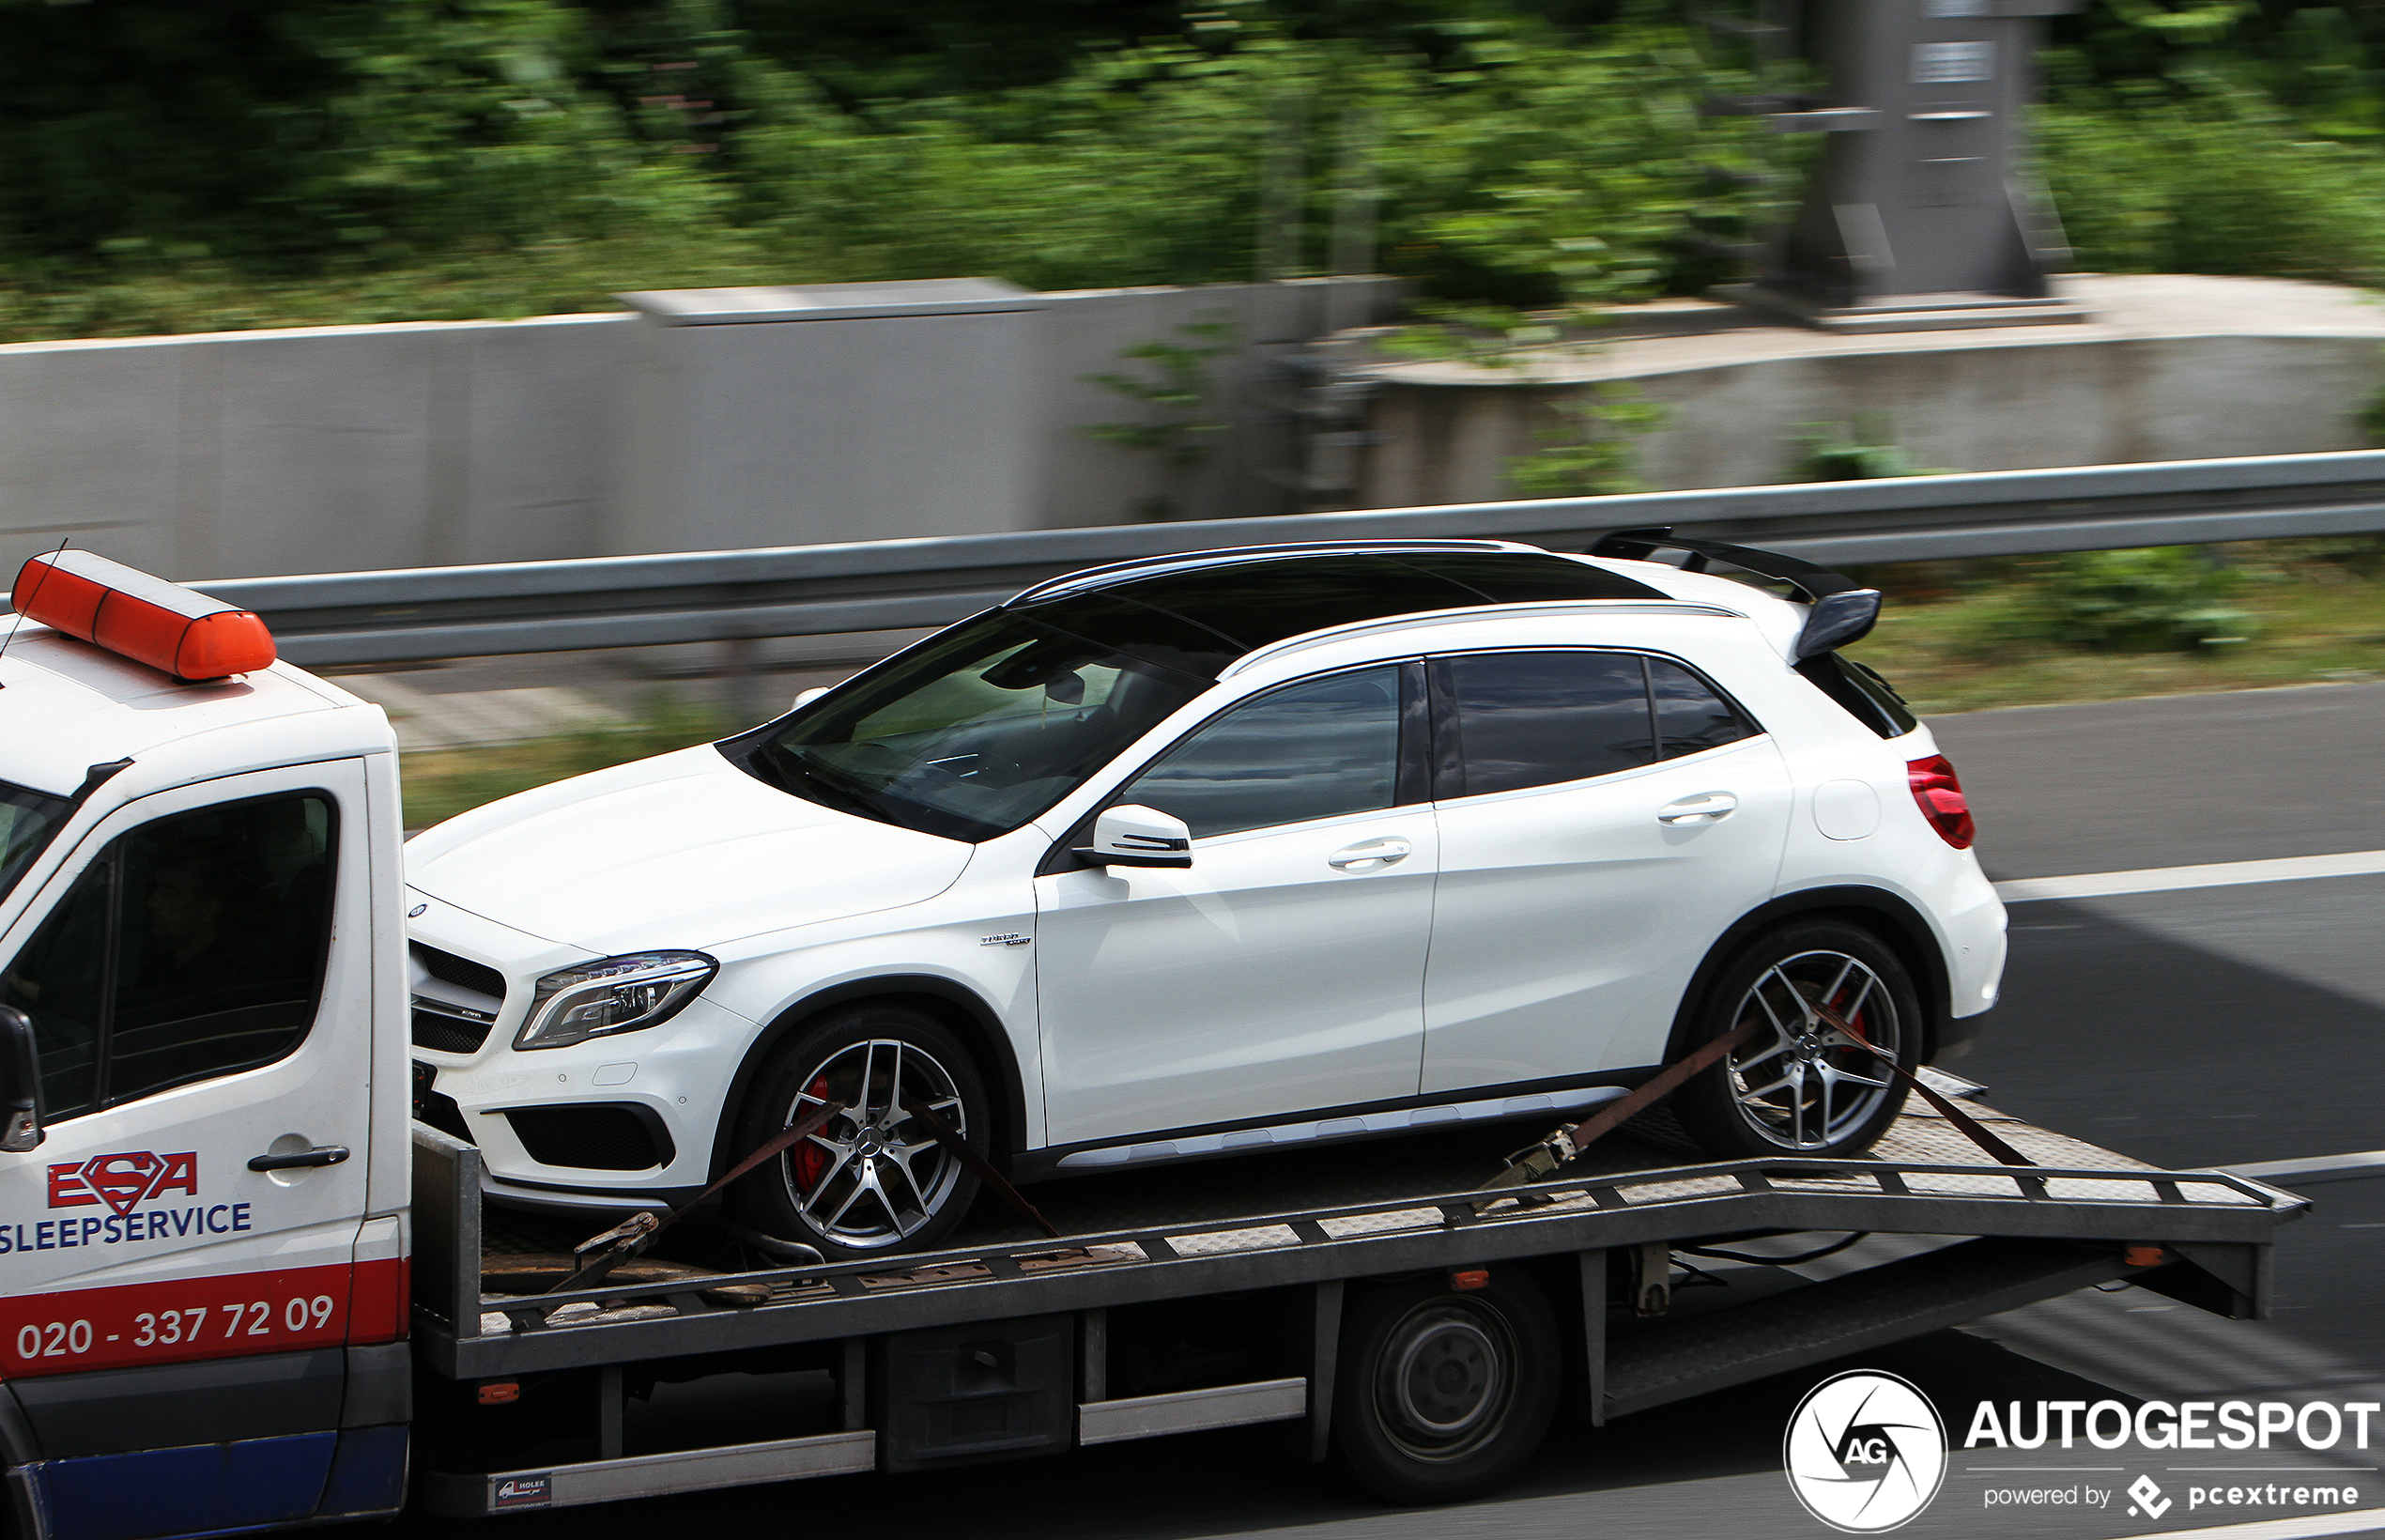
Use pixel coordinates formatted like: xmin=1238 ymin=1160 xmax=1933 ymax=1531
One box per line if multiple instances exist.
xmin=9 ymin=551 xmax=275 ymax=682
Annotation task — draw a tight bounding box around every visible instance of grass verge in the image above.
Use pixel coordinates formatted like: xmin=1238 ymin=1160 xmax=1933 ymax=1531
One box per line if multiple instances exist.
xmin=1844 ymin=541 xmax=2385 ymax=716
xmin=399 ymin=700 xmax=729 ymax=831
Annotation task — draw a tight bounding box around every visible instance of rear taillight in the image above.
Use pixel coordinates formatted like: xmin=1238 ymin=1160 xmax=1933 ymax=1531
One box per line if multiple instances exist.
xmin=1905 ymin=754 xmax=1976 ymax=849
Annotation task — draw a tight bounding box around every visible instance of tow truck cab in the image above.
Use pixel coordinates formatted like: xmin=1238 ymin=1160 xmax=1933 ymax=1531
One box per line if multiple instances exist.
xmin=0 ymin=559 xmax=410 ymax=1538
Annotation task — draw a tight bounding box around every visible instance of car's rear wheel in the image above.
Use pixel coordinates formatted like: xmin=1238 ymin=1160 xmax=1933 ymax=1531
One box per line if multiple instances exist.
xmin=729 ymin=1004 xmax=988 ymax=1258
xmin=1330 ymin=1272 xmax=1560 ymax=1504
xmin=1673 ymin=920 xmax=1917 ymax=1161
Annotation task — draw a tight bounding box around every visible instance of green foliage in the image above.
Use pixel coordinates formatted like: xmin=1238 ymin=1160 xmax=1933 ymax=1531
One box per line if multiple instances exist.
xmin=1793 ymin=421 xmax=1948 ymax=482
xmin=400 ymin=692 xmax=729 ymax=829
xmin=2039 ymin=83 xmax=2385 ymax=285
xmin=1377 ymin=300 xmax=1571 ymax=366
xmin=0 ymin=4 xmax=1765 ymax=340
xmin=1505 ymin=388 xmax=1667 ymax=499
xmin=11 ymin=1 xmax=2385 ymax=340
xmin=1083 ymin=316 xmax=1238 ymax=519
xmin=1958 ymin=547 xmax=2260 ymax=654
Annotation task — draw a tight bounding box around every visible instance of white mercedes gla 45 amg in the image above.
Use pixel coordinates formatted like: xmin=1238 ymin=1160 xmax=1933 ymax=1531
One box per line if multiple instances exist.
xmin=404 ymin=535 xmax=2006 ymax=1255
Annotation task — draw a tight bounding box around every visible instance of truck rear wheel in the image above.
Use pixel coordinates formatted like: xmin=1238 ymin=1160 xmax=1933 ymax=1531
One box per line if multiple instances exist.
xmin=729 ymin=1004 xmax=989 ymax=1259
xmin=1330 ymin=1272 xmax=1560 ymax=1503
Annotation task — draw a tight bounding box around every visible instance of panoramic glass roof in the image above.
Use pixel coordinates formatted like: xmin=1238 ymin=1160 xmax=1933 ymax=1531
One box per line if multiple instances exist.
xmin=1008 ymin=550 xmax=1664 ymax=683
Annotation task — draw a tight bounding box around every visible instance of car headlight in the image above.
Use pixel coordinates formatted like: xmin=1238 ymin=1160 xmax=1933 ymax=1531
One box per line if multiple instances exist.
xmin=514 ymin=951 xmax=717 ymax=1051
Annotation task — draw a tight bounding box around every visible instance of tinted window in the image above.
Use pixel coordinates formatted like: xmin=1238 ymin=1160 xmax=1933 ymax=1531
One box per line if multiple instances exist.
xmin=732 ymin=551 xmax=1670 ymax=840
xmin=1120 ymin=667 xmax=1402 ymax=839
xmin=1441 ymin=652 xmax=1655 ymax=797
xmin=1795 ymin=653 xmax=1917 ymax=739
xmin=1650 ymin=659 xmax=1759 ymax=759
xmin=1023 ymin=550 xmax=1664 ymax=661
xmin=1380 ymin=551 xmax=1664 ymax=605
xmin=730 ymin=611 xmax=1213 ymax=842
xmin=6 ymin=874 xmax=103 ymax=1117
xmin=0 ymin=779 xmax=70 ymax=905
xmin=0 ymin=793 xmax=335 ymax=1122
xmin=1107 ymin=559 xmax=1475 ymax=647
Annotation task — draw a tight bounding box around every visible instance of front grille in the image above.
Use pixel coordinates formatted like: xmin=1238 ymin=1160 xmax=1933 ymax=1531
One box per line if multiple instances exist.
xmin=410 ymin=944 xmax=504 ymax=1055
xmin=414 ymin=944 xmax=505 ymax=1000
xmin=411 ymin=1008 xmax=492 ymax=1055
xmin=506 ymin=1105 xmax=673 ymax=1172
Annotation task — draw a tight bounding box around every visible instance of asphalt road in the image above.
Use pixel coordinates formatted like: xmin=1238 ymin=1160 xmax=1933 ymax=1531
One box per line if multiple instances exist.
xmin=385 ymin=682 xmax=2385 ymax=1540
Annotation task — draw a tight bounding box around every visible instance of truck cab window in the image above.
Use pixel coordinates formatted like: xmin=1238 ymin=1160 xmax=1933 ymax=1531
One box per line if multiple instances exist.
xmin=0 ymin=779 xmax=70 ymax=905
xmin=0 ymin=793 xmax=336 ymax=1121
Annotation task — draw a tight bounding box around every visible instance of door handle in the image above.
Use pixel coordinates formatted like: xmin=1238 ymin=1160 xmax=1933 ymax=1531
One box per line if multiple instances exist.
xmin=1657 ymin=792 xmax=1738 ymax=826
xmin=249 ymin=1145 xmax=350 ymax=1172
xmin=1328 ymin=837 xmax=1412 ymax=873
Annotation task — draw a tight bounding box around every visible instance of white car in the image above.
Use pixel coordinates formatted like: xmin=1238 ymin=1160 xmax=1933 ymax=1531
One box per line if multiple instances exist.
xmin=404 ymin=534 xmax=2006 ymax=1256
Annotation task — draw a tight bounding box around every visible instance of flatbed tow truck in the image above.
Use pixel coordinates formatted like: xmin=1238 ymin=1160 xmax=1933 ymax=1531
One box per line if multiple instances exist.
xmin=0 ymin=552 xmax=2303 ymax=1538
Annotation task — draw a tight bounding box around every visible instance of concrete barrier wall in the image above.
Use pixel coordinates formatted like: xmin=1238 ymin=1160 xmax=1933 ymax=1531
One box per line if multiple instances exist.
xmin=0 ymin=277 xmax=1400 ymax=584
xmin=0 ymin=316 xmax=629 ymax=585
xmin=1358 ymin=276 xmax=2385 ymax=508
xmin=1363 ymin=335 xmax=2385 ymax=505
xmin=1032 ymin=280 xmax=1394 ymax=530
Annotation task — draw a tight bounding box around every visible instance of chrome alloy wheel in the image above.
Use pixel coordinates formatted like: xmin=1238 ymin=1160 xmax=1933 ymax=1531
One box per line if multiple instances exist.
xmin=1372 ymin=1301 xmax=1519 ymax=1464
xmin=777 ymin=1038 xmax=969 ymax=1251
xmin=1725 ymin=948 xmax=1901 ymax=1152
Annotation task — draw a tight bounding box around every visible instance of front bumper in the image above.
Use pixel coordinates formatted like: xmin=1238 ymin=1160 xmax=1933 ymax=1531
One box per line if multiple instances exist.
xmin=407 ymin=888 xmax=755 ymax=1201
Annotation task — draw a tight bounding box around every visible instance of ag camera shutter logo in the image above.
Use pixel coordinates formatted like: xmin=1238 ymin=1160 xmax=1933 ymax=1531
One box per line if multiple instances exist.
xmin=1784 ymin=1370 xmax=1948 ymax=1532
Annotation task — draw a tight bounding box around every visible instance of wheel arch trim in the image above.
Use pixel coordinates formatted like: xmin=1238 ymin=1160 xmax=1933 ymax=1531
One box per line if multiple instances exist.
xmin=1661 ymin=886 xmax=1955 ymax=1066
xmin=712 ymin=974 xmax=1030 ymax=1180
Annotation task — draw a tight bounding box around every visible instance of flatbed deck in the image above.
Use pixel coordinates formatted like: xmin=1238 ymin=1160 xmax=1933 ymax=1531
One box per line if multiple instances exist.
xmin=406 ymin=1089 xmax=2302 ymax=1516
xmin=414 ymin=1086 xmax=2299 ymax=1378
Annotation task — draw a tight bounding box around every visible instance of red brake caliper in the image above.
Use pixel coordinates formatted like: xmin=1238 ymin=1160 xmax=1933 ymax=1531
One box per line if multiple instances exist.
xmin=792 ymin=1074 xmax=830 ymax=1191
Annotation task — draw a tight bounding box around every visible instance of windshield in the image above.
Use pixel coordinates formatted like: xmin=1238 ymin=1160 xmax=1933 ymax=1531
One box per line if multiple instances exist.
xmin=720 ymin=609 xmax=1219 ymax=841
xmin=0 ymin=779 xmax=71 ymax=905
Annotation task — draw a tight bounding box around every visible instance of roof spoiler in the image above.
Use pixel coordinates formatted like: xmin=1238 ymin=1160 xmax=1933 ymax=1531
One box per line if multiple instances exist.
xmin=1589 ymin=527 xmax=1881 ymax=659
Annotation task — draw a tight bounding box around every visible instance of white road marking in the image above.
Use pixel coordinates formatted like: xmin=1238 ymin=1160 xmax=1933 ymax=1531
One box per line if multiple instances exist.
xmin=2122 ymin=1507 xmax=2385 ymax=1540
xmin=2221 ymin=1150 xmax=2385 ymax=1187
xmin=1996 ymin=850 xmax=2385 ymax=903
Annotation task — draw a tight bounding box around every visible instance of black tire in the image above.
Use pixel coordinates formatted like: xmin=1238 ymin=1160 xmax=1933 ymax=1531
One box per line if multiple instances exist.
xmin=1672 ymin=919 xmax=1918 ymax=1162
xmin=728 ymin=1003 xmax=990 ymax=1259
xmin=1330 ymin=1272 xmax=1561 ymax=1504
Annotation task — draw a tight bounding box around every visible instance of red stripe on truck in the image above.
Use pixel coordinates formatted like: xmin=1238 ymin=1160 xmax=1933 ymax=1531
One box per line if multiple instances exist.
xmin=0 ymin=1258 xmax=404 ymax=1378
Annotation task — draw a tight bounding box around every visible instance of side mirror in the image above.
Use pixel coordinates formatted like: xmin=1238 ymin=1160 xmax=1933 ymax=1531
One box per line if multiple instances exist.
xmin=1079 ymin=805 xmax=1192 ymax=870
xmin=0 ymin=1008 xmax=41 ymax=1152
xmin=791 ymin=685 xmax=830 ymax=712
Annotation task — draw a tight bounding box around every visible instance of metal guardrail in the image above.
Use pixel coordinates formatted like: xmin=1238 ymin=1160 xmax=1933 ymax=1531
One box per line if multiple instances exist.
xmin=166 ymin=450 xmax=2385 ymax=668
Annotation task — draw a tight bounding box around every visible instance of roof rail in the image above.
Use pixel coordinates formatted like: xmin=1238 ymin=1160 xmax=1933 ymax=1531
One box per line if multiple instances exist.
xmin=1590 ymin=527 xmax=1880 ymax=658
xmin=1008 ymin=539 xmax=1533 ymax=606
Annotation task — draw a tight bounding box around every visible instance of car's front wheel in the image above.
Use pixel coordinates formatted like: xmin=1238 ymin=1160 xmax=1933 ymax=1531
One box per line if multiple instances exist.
xmin=1673 ymin=920 xmax=1918 ymax=1161
xmin=729 ymin=1004 xmax=989 ymax=1258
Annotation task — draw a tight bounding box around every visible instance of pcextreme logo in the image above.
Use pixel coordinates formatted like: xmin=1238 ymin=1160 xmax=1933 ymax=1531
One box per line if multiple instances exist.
xmin=1785 ymin=1370 xmax=1949 ymax=1532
